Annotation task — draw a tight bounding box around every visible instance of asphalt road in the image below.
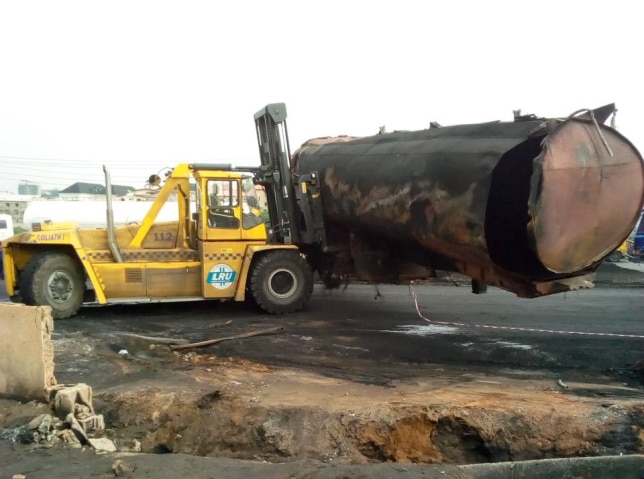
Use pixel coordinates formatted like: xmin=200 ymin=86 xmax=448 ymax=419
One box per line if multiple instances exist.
xmin=1 ymin=271 xmax=643 ymax=391
xmin=23 ymin=280 xmax=643 ymax=393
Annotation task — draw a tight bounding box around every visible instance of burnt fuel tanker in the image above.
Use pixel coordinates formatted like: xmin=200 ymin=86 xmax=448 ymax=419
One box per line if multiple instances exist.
xmin=286 ymin=104 xmax=644 ymax=298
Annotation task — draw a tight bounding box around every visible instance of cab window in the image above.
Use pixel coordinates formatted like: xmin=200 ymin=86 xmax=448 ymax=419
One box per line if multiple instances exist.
xmin=207 ymin=179 xmax=240 ymax=229
xmin=241 ymin=177 xmax=267 ymax=229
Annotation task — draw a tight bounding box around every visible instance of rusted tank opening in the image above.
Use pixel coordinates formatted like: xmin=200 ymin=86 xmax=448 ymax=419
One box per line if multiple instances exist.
xmin=485 ymin=136 xmax=551 ymax=277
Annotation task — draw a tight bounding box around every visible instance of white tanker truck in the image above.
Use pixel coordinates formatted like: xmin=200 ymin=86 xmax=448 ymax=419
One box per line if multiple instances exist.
xmin=22 ymin=199 xmax=187 ymax=229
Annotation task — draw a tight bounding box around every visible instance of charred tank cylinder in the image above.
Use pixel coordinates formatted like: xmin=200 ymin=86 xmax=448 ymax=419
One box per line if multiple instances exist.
xmin=292 ymin=110 xmax=644 ymax=297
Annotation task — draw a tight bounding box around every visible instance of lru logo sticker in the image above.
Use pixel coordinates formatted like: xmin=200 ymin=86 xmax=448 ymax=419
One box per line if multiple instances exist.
xmin=207 ymin=263 xmax=237 ymax=290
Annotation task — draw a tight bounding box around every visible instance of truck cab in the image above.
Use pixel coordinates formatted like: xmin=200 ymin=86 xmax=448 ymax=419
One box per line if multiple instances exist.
xmin=0 ymin=214 xmax=14 ymax=243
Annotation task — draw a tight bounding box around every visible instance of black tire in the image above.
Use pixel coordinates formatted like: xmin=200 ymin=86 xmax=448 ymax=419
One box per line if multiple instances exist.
xmin=249 ymin=250 xmax=313 ymax=314
xmin=607 ymin=250 xmax=623 ymax=263
xmin=19 ymin=253 xmax=85 ymax=319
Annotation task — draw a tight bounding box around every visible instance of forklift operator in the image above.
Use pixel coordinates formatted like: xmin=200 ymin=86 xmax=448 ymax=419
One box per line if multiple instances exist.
xmin=243 ymin=195 xmax=262 ymax=228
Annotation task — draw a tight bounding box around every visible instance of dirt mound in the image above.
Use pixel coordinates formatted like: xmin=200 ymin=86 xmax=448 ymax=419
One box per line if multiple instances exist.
xmin=85 ymin=351 xmax=644 ymax=464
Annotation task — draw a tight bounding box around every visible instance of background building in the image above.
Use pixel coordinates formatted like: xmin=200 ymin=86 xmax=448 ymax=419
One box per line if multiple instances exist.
xmin=0 ymin=193 xmax=37 ymax=228
xmin=59 ymin=182 xmax=134 ymax=200
xmin=18 ymin=181 xmax=41 ymax=196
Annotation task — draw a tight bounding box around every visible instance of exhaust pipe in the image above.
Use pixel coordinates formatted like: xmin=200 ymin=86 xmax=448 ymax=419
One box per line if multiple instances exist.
xmin=103 ymin=165 xmax=123 ymax=263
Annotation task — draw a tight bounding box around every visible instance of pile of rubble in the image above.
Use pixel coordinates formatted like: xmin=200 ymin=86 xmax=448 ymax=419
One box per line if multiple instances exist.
xmin=2 ymin=383 xmax=136 ymax=453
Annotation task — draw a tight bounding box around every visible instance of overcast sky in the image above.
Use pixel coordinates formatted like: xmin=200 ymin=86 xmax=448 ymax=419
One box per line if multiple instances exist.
xmin=0 ymin=0 xmax=641 ymax=192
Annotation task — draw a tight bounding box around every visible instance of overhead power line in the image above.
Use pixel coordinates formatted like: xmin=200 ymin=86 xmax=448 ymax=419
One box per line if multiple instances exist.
xmin=0 ymin=155 xmax=259 ymax=164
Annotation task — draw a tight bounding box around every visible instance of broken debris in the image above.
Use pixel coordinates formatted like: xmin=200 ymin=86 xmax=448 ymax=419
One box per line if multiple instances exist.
xmin=88 ymin=437 xmax=117 ymax=452
xmin=48 ymin=383 xmax=95 ymax=419
xmin=116 ymin=332 xmax=189 ymax=346
xmin=197 ymin=390 xmax=222 ymax=409
xmin=4 ymin=384 xmax=109 ymax=451
xmin=170 ymin=326 xmax=284 ymax=351
xmin=111 ymin=459 xmax=134 ymax=476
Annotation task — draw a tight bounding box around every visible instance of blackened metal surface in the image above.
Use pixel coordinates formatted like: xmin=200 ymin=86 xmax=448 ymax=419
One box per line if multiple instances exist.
xmin=292 ymin=115 xmax=644 ymax=296
xmin=293 ymin=120 xmax=545 ymax=267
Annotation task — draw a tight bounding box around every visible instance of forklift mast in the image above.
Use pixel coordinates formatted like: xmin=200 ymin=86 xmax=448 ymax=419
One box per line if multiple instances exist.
xmin=254 ymin=103 xmax=326 ymax=248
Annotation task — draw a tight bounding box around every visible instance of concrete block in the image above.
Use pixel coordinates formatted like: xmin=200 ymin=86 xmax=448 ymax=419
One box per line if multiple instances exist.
xmin=88 ymin=437 xmax=117 ymax=452
xmin=49 ymin=383 xmax=94 ymax=418
xmin=0 ymin=303 xmax=56 ymax=401
xmin=48 ymin=383 xmax=105 ymax=432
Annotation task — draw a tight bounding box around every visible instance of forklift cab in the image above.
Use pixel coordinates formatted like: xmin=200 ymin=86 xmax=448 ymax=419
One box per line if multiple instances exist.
xmin=194 ymin=171 xmax=268 ymax=243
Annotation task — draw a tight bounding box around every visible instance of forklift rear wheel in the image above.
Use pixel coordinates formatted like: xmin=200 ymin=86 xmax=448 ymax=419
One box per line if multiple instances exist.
xmin=249 ymin=250 xmax=313 ymax=314
xmin=19 ymin=253 xmax=86 ymax=319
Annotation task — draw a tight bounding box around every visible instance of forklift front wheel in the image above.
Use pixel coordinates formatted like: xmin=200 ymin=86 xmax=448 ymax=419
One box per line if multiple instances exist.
xmin=249 ymin=250 xmax=313 ymax=314
xmin=19 ymin=253 xmax=86 ymax=319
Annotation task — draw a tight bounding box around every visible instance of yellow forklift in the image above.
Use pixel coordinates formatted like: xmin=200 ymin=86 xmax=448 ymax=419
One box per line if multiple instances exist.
xmin=2 ymin=104 xmax=326 ymax=318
